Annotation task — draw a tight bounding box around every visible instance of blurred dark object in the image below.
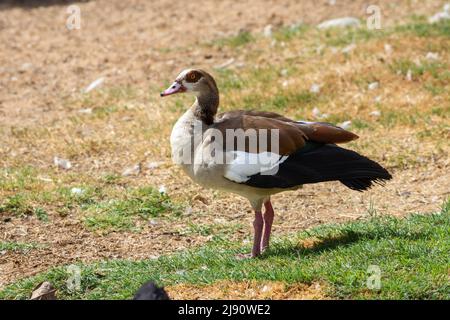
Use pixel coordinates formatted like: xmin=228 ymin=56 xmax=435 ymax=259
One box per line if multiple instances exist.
xmin=0 ymin=0 xmax=90 ymax=9
xmin=133 ymin=281 xmax=170 ymax=300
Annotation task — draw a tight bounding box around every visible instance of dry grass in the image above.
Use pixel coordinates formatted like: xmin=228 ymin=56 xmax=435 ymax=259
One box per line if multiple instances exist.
xmin=166 ymin=280 xmax=329 ymax=300
xmin=0 ymin=0 xmax=449 ymax=290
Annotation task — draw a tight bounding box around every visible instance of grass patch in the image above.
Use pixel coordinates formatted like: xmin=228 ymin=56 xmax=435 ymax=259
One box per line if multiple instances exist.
xmin=322 ymin=18 xmax=450 ymax=47
xmin=34 ymin=207 xmax=49 ymax=222
xmin=395 ymin=19 xmax=450 ymax=38
xmin=0 ymin=242 xmax=43 ymax=253
xmin=323 ymin=27 xmax=387 ymax=47
xmin=273 ymin=24 xmax=310 ymax=42
xmin=181 ymin=221 xmax=244 ymax=241
xmin=1 ymin=201 xmax=448 ymax=300
xmin=390 ymin=59 xmax=448 ymax=81
xmin=214 ymin=30 xmax=254 ymax=48
xmin=0 ymin=194 xmax=33 ymax=216
xmin=83 ymin=187 xmax=182 ymax=232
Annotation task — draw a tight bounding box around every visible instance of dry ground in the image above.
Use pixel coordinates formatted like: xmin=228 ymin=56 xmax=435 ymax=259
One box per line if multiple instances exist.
xmin=0 ymin=0 xmax=449 ymax=293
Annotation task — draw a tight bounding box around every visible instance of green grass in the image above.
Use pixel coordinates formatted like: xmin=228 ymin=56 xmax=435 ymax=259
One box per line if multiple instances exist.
xmin=323 ymin=27 xmax=387 ymax=47
xmin=0 ymin=194 xmax=34 ymax=216
xmin=0 ymin=242 xmax=44 ymax=253
xmin=390 ymin=59 xmax=449 ymax=81
xmin=213 ymin=30 xmax=254 ymax=48
xmin=324 ymin=18 xmax=450 ymax=47
xmin=395 ymin=19 xmax=450 ymax=38
xmin=83 ymin=187 xmax=182 ymax=232
xmin=0 ymin=169 xmax=183 ymax=232
xmin=181 ymin=221 xmax=244 ymax=240
xmin=1 ymin=200 xmax=448 ymax=300
xmin=273 ymin=24 xmax=310 ymax=42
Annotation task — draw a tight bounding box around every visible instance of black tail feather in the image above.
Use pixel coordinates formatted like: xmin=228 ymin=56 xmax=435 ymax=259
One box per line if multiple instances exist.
xmin=339 ymin=177 xmax=388 ymax=192
xmin=244 ymin=143 xmax=392 ymax=191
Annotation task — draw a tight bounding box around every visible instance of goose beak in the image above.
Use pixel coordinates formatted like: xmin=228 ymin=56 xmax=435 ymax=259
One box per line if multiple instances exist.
xmin=160 ymin=81 xmax=186 ymax=97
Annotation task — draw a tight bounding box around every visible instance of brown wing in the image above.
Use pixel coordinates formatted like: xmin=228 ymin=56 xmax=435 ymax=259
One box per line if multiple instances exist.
xmin=217 ymin=110 xmax=295 ymax=123
xmin=217 ymin=110 xmax=358 ymax=144
xmin=211 ymin=114 xmax=307 ymax=155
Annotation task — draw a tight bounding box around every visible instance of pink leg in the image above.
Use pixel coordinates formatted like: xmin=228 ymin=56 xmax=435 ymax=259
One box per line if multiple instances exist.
xmin=252 ymin=211 xmax=264 ymax=257
xmin=261 ymin=201 xmax=274 ymax=251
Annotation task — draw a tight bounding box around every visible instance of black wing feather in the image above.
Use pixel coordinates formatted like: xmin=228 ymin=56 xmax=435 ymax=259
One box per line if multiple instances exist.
xmin=244 ymin=143 xmax=392 ymax=191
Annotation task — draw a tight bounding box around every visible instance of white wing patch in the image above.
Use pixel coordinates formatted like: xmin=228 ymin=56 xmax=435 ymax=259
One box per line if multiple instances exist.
xmin=224 ymin=151 xmax=288 ymax=183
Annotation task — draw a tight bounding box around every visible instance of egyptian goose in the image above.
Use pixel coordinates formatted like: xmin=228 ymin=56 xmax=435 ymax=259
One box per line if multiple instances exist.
xmin=161 ymin=69 xmax=392 ymax=258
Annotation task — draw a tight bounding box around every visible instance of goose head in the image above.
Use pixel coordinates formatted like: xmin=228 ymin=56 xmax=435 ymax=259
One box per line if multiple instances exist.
xmin=160 ymin=69 xmax=218 ymax=97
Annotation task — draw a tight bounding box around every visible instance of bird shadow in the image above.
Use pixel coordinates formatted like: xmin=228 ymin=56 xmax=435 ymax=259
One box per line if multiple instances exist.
xmin=263 ymin=226 xmax=430 ymax=259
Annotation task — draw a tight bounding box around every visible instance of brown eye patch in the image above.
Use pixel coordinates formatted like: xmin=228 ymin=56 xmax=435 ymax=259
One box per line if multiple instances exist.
xmin=185 ymin=70 xmax=202 ymax=83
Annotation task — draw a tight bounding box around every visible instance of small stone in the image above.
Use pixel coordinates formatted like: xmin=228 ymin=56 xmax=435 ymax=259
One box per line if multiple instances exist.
xmin=30 ymin=282 xmax=57 ymax=300
xmin=83 ymin=77 xmax=105 ymax=93
xmin=214 ymin=58 xmax=235 ymax=69
xmin=384 ymin=44 xmax=393 ymax=55
xmin=122 ymin=164 xmax=141 ymax=177
xmin=193 ymin=194 xmax=208 ymax=204
xmin=431 ymin=196 xmax=440 ymax=203
xmin=280 ymin=69 xmax=288 ymax=77
xmin=158 ymin=185 xmax=167 ymax=194
xmin=406 ymin=69 xmax=413 ymax=81
xmin=70 ymin=187 xmax=85 ymax=196
xmin=19 ymin=63 xmax=33 ymax=72
xmin=316 ymin=45 xmax=325 ymax=55
xmin=78 ymin=108 xmax=92 ymax=114
xmin=147 ymin=162 xmax=160 ymax=170
xmin=317 ymin=17 xmax=360 ymax=29
xmin=338 ymin=121 xmax=352 ymax=130
xmin=310 ymin=84 xmax=321 ymax=93
xmin=54 ymin=157 xmax=72 ymax=170
xmin=184 ymin=206 xmax=193 ymax=216
xmin=399 ymin=191 xmax=411 ymax=197
xmin=429 ymin=10 xmax=450 ymax=23
xmin=425 ymin=52 xmax=439 ymax=61
xmin=369 ymin=110 xmax=381 ymax=117
xmin=341 ymin=43 xmax=356 ymax=54
xmin=368 ymin=82 xmax=379 ymax=90
xmin=312 ymin=107 xmax=328 ymax=120
xmin=312 ymin=107 xmax=322 ymax=119
xmin=263 ymin=24 xmax=273 ymax=38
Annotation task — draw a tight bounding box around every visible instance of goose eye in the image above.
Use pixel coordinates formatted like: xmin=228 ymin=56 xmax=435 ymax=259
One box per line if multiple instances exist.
xmin=189 ymin=73 xmax=196 ymax=80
